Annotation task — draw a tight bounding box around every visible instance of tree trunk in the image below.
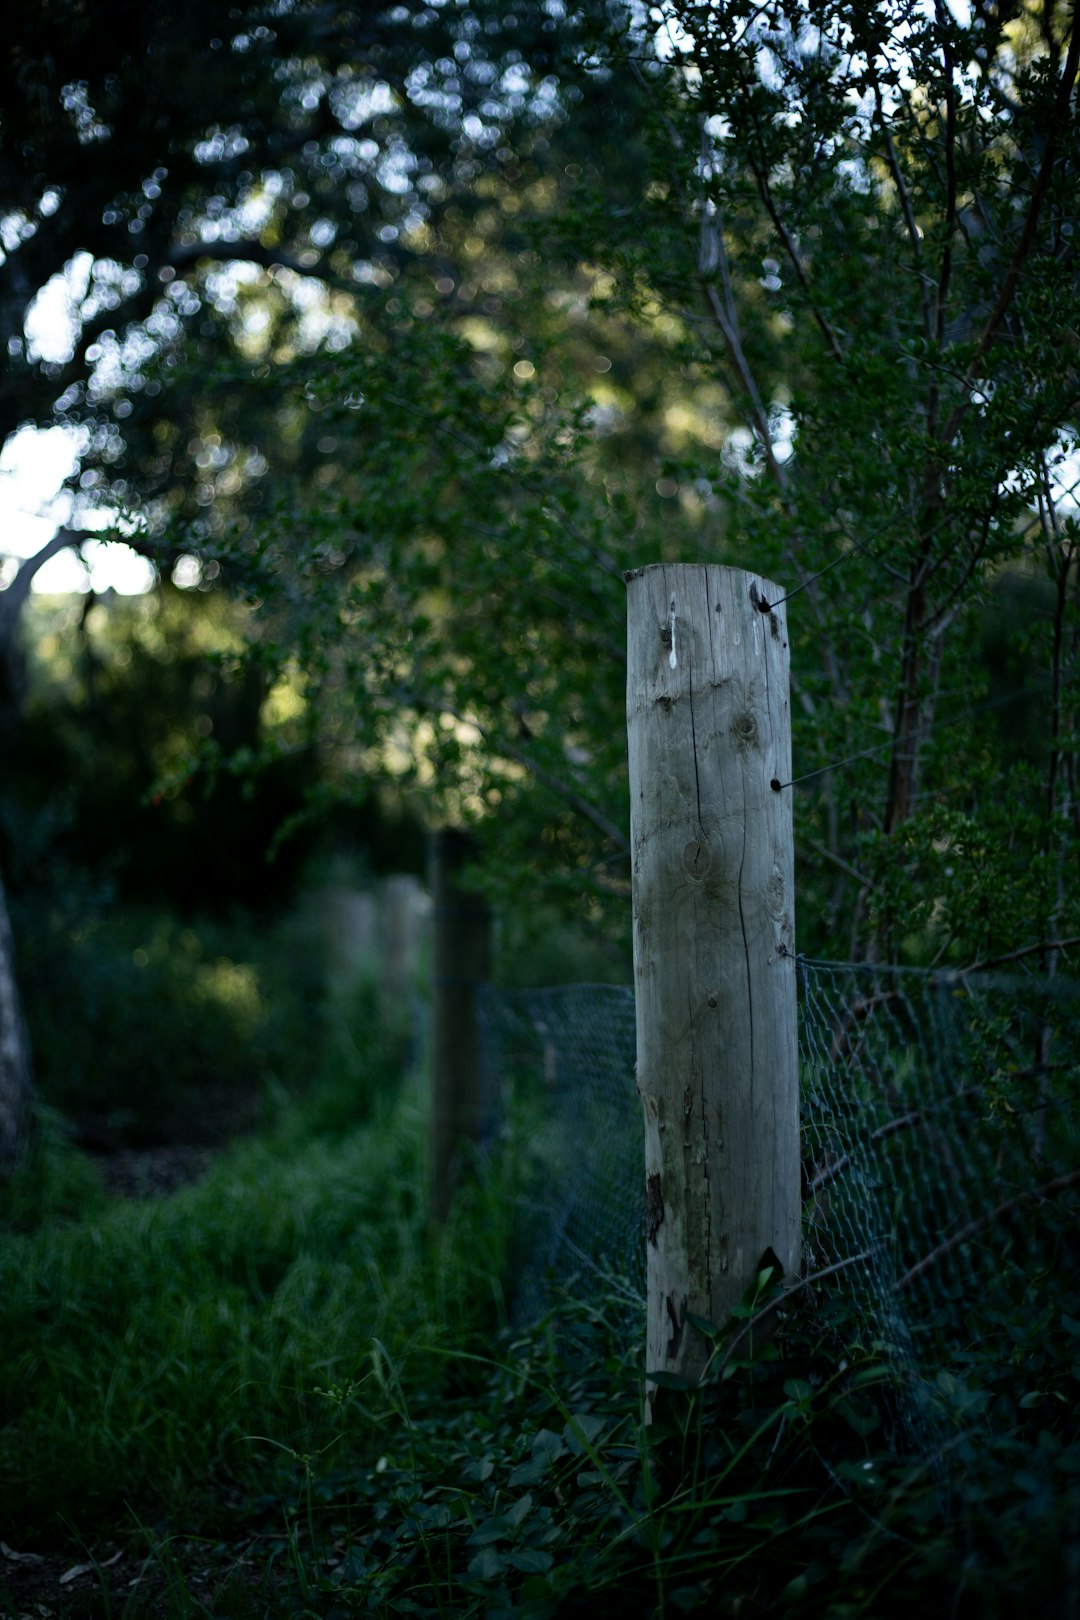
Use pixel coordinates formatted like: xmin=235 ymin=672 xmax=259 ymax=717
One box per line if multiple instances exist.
xmin=626 ymin=564 xmax=800 ymax=1401
xmin=884 ymin=560 xmax=928 ymax=838
xmin=0 ymin=869 xmax=33 ymax=1175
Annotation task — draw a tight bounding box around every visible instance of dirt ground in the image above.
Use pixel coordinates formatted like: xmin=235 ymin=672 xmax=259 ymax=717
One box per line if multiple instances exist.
xmin=2 ymin=1090 xmax=275 ymax=1618
xmin=73 ymin=1082 xmax=265 ymax=1198
xmin=1 ymin=1534 xmax=288 ymax=1619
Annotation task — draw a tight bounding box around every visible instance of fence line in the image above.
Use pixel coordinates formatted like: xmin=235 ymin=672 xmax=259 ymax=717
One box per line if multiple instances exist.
xmin=475 ymin=959 xmax=1080 ymax=1450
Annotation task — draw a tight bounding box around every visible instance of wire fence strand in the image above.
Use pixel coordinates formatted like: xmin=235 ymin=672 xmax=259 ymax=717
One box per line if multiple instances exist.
xmin=475 ymin=960 xmax=1080 ymax=1453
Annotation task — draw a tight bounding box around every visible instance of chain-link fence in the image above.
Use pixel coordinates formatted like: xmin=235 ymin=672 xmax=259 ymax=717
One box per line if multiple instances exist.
xmin=477 ymin=961 xmax=1080 ymax=1444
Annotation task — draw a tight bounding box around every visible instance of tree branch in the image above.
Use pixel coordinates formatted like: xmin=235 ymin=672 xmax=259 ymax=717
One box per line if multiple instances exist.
xmin=802 ymin=836 xmax=875 ymax=892
xmin=699 ymin=280 xmax=791 ymax=490
xmin=941 ymin=4 xmax=1080 ymax=444
xmin=874 ymin=94 xmax=936 ymax=344
xmin=0 ymin=529 xmax=96 ymax=640
xmin=735 ymin=77 xmax=845 ymax=365
xmin=894 ymin=1168 xmax=1080 ymax=1293
xmin=956 ymin=935 xmax=1080 ymax=974
xmin=930 ymin=1 xmax=962 ymax=342
xmin=711 ymin=1251 xmax=875 ymax=1377
xmin=495 ymin=732 xmax=630 ymax=851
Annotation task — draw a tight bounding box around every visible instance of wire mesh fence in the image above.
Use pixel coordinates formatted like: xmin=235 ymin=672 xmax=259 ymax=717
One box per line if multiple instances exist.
xmin=477 ymin=983 xmax=644 ymax=1323
xmin=477 ymin=960 xmax=1080 ymax=1444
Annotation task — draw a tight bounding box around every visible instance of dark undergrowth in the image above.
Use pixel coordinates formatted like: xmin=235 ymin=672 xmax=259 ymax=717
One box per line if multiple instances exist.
xmin=2 ymin=986 xmax=1079 ymax=1618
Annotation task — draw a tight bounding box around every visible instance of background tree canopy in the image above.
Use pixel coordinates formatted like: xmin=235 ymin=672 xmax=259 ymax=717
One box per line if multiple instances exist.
xmin=2 ymin=0 xmax=1078 ymax=974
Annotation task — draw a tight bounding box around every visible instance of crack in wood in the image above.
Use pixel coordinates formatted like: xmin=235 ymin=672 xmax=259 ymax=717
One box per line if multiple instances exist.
xmin=646 ymin=1172 xmax=664 ymax=1246
xmin=627 ymin=564 xmax=797 ymax=1394
xmin=666 ymin=1292 xmax=683 ymax=1358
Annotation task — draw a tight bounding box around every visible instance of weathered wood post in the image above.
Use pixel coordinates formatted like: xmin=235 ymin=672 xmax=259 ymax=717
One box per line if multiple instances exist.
xmin=429 ymin=829 xmax=492 ymax=1223
xmin=626 ymin=564 xmax=799 ymax=1400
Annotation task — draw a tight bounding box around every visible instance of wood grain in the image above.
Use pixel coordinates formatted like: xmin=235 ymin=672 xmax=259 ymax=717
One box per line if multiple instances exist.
xmin=626 ymin=564 xmax=800 ymax=1393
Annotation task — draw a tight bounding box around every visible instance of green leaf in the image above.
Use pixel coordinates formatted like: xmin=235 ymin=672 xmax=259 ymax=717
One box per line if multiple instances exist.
xmin=783 ymin=1378 xmax=814 ymax=1404
xmin=563 ymin=1413 xmax=605 ymax=1455
xmin=466 ymin=1547 xmax=506 ymax=1582
xmin=505 ymin=1548 xmax=555 ymax=1575
xmin=848 ymin=1365 xmax=896 ymax=1389
xmin=835 ymin=1395 xmax=881 ymax=1437
xmin=646 ymin=1370 xmax=692 ymax=1391
xmin=756 ymin=1248 xmax=784 ymax=1290
xmin=504 ymin=1493 xmax=533 ymax=1530
xmin=509 ymin=1427 xmax=566 ymax=1485
xmin=467 ymin=1519 xmax=509 ymax=1547
xmin=531 ymin=1428 xmax=566 ymax=1463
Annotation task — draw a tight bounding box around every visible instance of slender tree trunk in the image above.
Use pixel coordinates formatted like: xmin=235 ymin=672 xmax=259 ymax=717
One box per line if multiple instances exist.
xmin=884 ymin=561 xmax=928 ymax=838
xmin=0 ymin=870 xmax=33 ymax=1174
xmin=626 ymin=564 xmax=800 ymax=1403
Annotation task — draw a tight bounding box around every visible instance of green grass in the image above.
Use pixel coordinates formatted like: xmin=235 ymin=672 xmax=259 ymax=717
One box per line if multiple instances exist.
xmin=3 ymin=982 xmax=1080 ymax=1618
xmin=0 ymin=1065 xmax=512 ymax=1548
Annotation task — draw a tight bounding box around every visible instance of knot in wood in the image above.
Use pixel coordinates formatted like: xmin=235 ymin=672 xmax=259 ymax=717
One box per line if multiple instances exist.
xmin=766 ymin=867 xmax=786 ymax=919
xmin=646 ymin=1173 xmax=665 ymax=1246
xmin=732 ymin=712 xmax=758 ymax=748
xmin=681 ymin=838 xmax=712 ymax=880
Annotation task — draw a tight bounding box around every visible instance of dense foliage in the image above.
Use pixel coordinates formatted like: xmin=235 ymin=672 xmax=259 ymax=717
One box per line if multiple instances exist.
xmin=2 ymin=1 xmax=1078 ymax=964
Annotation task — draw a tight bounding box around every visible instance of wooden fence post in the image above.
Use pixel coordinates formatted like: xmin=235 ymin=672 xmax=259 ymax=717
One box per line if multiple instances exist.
xmin=625 ymin=564 xmax=800 ymax=1401
xmin=379 ymin=873 xmax=426 ymax=1013
xmin=0 ymin=869 xmax=32 ymax=1175
xmin=429 ymin=829 xmax=492 ymax=1223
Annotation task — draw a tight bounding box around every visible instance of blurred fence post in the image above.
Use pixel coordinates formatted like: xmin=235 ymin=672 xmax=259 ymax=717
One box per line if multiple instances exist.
xmin=0 ymin=869 xmax=32 ymax=1175
xmin=379 ymin=874 xmax=426 ymax=1013
xmin=625 ymin=563 xmax=799 ymax=1407
xmin=429 ymin=829 xmax=492 ymax=1222
xmin=325 ymin=885 xmax=377 ymax=985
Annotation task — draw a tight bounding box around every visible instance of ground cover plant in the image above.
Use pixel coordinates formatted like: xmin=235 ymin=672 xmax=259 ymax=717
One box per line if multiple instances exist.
xmin=3 ymin=984 xmax=1078 ymax=1620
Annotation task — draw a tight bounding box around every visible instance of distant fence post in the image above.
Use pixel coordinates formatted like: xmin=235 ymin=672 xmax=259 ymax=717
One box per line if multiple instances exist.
xmin=379 ymin=873 xmax=427 ymax=1013
xmin=324 ymin=885 xmax=377 ymax=985
xmin=429 ymin=829 xmax=492 ymax=1223
xmin=625 ymin=563 xmax=800 ymax=1404
xmin=0 ymin=870 xmax=32 ymax=1175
